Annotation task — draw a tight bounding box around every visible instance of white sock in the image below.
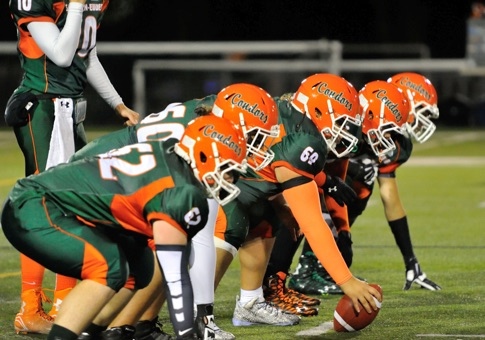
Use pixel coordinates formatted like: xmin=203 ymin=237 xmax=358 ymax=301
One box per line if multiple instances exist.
xmin=240 ymin=287 xmax=264 ymax=304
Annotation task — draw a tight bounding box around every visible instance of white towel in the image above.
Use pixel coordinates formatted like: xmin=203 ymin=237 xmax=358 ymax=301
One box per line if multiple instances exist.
xmin=45 ymin=98 xmax=75 ymax=170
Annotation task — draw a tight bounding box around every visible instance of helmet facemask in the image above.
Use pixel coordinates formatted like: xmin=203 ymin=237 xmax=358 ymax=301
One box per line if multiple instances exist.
xmin=364 ymin=101 xmax=405 ymax=159
xmin=175 ymin=134 xmax=247 ymax=206
xmin=201 ymin=143 xmax=247 ymax=206
xmin=245 ymin=125 xmax=279 ymax=171
xmin=320 ymin=99 xmax=361 ymax=157
xmin=406 ymin=89 xmax=440 ymax=143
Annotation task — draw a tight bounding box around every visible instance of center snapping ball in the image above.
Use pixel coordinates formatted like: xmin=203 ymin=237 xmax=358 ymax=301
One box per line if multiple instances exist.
xmin=333 ymin=283 xmax=383 ymax=332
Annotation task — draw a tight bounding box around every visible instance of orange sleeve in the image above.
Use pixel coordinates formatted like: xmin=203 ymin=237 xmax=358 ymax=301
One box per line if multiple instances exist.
xmin=282 ymin=181 xmax=352 ymax=285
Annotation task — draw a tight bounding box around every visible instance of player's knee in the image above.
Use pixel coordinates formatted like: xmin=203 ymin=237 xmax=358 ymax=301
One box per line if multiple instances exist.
xmin=214 ymin=236 xmax=238 ymax=257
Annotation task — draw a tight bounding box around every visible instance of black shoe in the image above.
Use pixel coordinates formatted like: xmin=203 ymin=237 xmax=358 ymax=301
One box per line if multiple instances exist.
xmin=135 ymin=317 xmax=172 ymax=340
xmin=101 ymin=325 xmax=136 ymax=340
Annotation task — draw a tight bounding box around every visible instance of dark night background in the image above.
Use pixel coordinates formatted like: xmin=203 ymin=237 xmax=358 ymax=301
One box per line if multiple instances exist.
xmin=1 ymin=0 xmax=483 ymax=126
xmin=0 ymin=1 xmax=475 ymax=57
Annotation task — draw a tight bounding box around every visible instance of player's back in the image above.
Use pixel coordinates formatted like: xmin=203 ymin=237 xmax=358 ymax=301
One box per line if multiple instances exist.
xmin=11 ymin=139 xmax=207 ymax=237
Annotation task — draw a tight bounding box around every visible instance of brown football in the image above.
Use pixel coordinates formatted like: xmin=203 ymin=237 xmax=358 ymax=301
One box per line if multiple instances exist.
xmin=333 ymin=283 xmax=383 ymax=332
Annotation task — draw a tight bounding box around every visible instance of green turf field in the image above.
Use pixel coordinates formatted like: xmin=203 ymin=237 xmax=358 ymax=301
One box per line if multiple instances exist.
xmin=1 ymin=127 xmax=484 ymax=339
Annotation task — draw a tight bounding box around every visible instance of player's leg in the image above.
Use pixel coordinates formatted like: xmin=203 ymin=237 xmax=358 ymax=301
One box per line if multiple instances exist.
xmin=232 ymin=221 xmax=300 ymax=326
xmin=2 ymin=197 xmax=134 ymax=338
xmin=263 ymin=225 xmax=320 ymax=317
xmin=12 ymin=100 xmax=55 ymax=334
xmin=288 ymin=212 xmax=343 ymax=295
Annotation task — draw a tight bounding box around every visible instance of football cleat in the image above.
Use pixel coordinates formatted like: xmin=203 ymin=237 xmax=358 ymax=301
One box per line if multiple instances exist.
xmin=100 ymin=325 xmax=136 ymax=340
xmin=135 ymin=316 xmax=173 ymax=340
xmin=232 ymin=296 xmax=300 ymax=326
xmin=14 ymin=288 xmax=53 ymax=335
xmin=264 ymin=274 xmax=319 ymax=316
xmin=289 ymin=252 xmax=343 ymax=295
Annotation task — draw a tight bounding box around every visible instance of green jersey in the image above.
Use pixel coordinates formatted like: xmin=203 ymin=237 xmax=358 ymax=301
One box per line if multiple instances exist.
xmin=10 ymin=140 xmax=209 ymax=239
xmin=10 ymin=0 xmax=108 ymax=95
xmin=237 ymin=96 xmax=328 ymax=206
xmin=72 ymin=96 xmax=217 ymax=160
xmin=352 ymin=134 xmax=413 ymax=176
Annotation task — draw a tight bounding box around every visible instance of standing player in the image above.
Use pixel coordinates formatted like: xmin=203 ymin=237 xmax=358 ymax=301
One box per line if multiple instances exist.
xmin=344 ymin=74 xmax=441 ymax=290
xmin=5 ymin=0 xmax=139 ymax=334
xmin=71 ymin=83 xmax=279 ymax=339
xmin=1 ymin=115 xmax=248 ymax=340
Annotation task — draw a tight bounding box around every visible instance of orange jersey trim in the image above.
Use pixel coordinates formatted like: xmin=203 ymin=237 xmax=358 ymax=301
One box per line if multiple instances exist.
xmin=17 ymin=16 xmax=53 ymax=59
xmin=214 ymin=205 xmax=227 ymax=240
xmin=146 ymin=211 xmax=187 ymax=238
xmin=110 ymin=176 xmax=175 ymax=237
xmin=41 ymin=197 xmax=108 ymax=285
xmin=270 ymin=160 xmax=317 ymax=182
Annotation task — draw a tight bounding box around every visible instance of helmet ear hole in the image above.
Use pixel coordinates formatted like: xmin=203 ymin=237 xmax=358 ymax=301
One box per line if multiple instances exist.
xmin=315 ymin=107 xmax=322 ymax=119
xmin=199 ymin=151 xmax=207 ymax=163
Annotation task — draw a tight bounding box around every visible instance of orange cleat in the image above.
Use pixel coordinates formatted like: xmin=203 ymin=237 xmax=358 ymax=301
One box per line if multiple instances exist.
xmin=14 ymin=288 xmax=54 ymax=335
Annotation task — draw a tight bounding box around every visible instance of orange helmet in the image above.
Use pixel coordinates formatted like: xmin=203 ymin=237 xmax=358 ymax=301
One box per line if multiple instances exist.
xmin=388 ymin=72 xmax=439 ymax=143
xmin=359 ymin=80 xmax=410 ymax=158
xmin=174 ymin=115 xmax=247 ymax=206
xmin=212 ymin=83 xmax=279 ymax=171
xmin=291 ymin=73 xmax=362 ymax=157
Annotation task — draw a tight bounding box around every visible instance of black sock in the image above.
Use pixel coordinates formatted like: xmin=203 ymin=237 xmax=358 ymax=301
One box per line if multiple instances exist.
xmin=388 ymin=216 xmax=415 ymax=265
xmin=266 ymin=226 xmax=304 ymax=278
xmin=197 ymin=303 xmax=214 ymax=317
xmin=47 ymin=324 xmax=78 ymax=340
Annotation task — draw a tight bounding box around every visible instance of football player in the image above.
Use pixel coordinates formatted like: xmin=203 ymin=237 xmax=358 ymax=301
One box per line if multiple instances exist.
xmin=72 ymin=83 xmax=279 ymax=340
xmin=1 ymin=115 xmax=248 ymax=340
xmin=214 ymin=74 xmax=381 ymax=327
xmin=263 ymin=74 xmax=362 ymax=308
xmin=6 ymin=0 xmax=139 ymax=334
xmin=344 ymin=74 xmax=442 ymax=291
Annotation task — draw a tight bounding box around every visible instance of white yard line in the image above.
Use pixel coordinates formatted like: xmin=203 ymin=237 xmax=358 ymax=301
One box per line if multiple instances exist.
xmin=406 ymin=157 xmax=485 ymax=167
xmin=416 ymin=335 xmax=485 ymax=338
xmin=296 ymin=321 xmax=334 ymax=336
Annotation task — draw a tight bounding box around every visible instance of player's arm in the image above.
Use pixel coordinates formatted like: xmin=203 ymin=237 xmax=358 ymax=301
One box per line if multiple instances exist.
xmin=275 ymin=166 xmax=381 ymax=313
xmin=26 ymin=2 xmax=84 ymax=67
xmin=377 ymin=175 xmax=406 ymax=221
xmin=85 ymin=47 xmax=140 ymax=126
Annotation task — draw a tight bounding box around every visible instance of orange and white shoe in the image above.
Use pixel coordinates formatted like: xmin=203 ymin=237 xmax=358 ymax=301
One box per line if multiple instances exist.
xmin=14 ymin=288 xmax=54 ymax=335
xmin=48 ymin=287 xmax=73 ymax=319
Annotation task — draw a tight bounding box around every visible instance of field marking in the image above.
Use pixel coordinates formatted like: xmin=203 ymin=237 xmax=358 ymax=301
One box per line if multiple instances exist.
xmin=416 ymin=335 xmax=485 ymax=338
xmin=0 ymin=271 xmax=20 ymax=279
xmin=406 ymin=157 xmax=485 ymax=167
xmin=296 ymin=321 xmax=333 ymax=336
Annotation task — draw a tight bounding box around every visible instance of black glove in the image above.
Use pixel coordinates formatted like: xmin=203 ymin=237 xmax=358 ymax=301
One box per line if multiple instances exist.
xmin=347 ymin=158 xmax=377 ymax=187
xmin=323 ymin=174 xmax=357 ymax=207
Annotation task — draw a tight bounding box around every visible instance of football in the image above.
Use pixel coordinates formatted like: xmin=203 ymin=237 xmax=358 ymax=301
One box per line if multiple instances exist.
xmin=333 ymin=283 xmax=383 ymax=332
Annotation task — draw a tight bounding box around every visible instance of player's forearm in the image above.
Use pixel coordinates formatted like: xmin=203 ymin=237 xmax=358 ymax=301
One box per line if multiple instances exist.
xmin=378 ymin=176 xmax=406 ymax=220
xmin=27 ymin=2 xmax=83 ymax=67
xmin=86 ymin=47 xmax=123 ymax=110
xmin=282 ymin=181 xmax=352 ymax=285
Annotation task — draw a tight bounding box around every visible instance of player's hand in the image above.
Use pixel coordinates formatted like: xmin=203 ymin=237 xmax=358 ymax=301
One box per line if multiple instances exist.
xmin=323 ymin=174 xmax=357 ymax=207
xmin=403 ymin=262 xmax=442 ymax=291
xmin=340 ymin=277 xmax=382 ymax=314
xmin=115 ymin=103 xmax=140 ymax=126
xmin=348 ymin=158 xmax=378 ymax=187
